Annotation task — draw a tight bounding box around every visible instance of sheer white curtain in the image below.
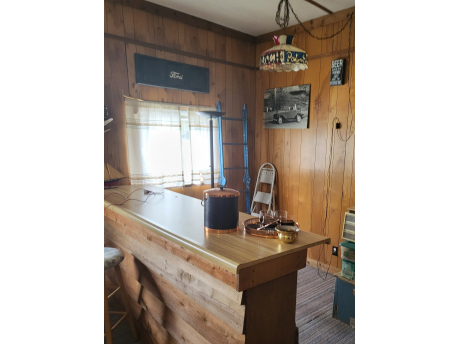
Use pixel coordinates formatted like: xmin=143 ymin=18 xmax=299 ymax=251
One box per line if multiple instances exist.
xmin=188 ymin=107 xmax=220 ymax=185
xmin=125 ymin=98 xmax=219 ymax=187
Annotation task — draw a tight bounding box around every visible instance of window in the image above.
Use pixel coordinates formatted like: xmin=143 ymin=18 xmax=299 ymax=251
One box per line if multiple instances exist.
xmin=125 ymin=98 xmax=220 ymax=188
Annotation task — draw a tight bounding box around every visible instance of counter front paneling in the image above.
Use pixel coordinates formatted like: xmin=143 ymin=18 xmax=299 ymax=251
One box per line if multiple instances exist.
xmin=104 ymin=185 xmax=330 ymax=344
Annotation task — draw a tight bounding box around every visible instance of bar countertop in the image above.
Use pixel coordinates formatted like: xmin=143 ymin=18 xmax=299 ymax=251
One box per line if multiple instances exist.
xmin=104 ymin=185 xmax=330 ymax=275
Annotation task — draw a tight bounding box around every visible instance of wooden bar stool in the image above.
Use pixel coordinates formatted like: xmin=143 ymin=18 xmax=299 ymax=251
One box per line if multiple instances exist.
xmin=104 ymin=247 xmax=138 ymax=344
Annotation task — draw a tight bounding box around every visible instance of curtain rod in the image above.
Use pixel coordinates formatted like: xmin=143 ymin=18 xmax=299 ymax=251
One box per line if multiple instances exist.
xmin=123 ymin=95 xmax=216 ymax=109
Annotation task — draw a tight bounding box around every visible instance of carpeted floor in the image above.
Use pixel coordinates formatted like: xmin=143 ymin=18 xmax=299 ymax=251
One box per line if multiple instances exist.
xmin=105 ymin=265 xmax=355 ymax=344
xmin=296 ymin=265 xmax=355 ymax=344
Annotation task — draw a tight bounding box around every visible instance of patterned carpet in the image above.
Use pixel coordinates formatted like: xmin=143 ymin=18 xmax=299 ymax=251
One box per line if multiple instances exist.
xmin=296 ymin=265 xmax=355 ymax=344
xmin=105 ymin=265 xmax=355 ymax=344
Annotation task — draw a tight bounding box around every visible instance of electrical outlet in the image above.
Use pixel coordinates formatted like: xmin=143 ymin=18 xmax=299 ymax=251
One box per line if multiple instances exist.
xmin=332 ymin=246 xmax=338 ymax=256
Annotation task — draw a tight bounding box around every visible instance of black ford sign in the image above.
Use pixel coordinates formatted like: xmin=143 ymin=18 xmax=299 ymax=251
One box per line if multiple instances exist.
xmin=135 ymin=53 xmax=209 ymax=93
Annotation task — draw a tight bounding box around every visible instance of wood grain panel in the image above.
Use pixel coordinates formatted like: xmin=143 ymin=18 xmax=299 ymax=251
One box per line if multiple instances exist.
xmin=133 ymin=8 xmax=152 ymax=43
xmin=104 ymin=0 xmax=108 ymax=33
xmin=107 ymin=38 xmax=130 ymax=183
xmin=104 ymin=37 xmax=112 ymax=79
xmin=254 ymin=16 xmax=354 ymax=268
xmin=122 ymin=5 xmax=134 ymax=39
xmin=104 ymin=233 xmax=246 ymax=333
xmin=226 ymin=36 xmax=234 ymax=63
xmin=214 ymin=33 xmax=227 ymax=61
xmin=105 ymin=239 xmax=246 ymax=343
xmin=163 ymin=17 xmax=179 ymax=49
xmin=196 ymin=28 xmax=208 ymax=57
xmin=106 ymin=1 xmax=124 ymax=37
xmin=244 ymin=272 xmax=298 ymax=344
xmin=104 ymin=214 xmax=240 ymax=292
xmin=311 ymin=30 xmax=334 ymax=264
xmin=297 ymin=27 xmax=323 ymax=241
xmin=298 ymin=59 xmax=320 ymax=240
xmin=106 ymin=268 xmax=211 ymax=344
xmin=237 ymin=250 xmax=307 ymax=291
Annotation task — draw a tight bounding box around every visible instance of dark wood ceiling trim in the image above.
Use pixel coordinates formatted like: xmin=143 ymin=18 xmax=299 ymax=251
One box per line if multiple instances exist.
xmin=256 ymin=7 xmax=354 ymax=44
xmin=304 ymin=0 xmax=333 ymax=15
xmin=108 ymin=0 xmax=256 ymax=43
xmin=106 ymin=31 xmax=354 ymax=72
xmin=104 ymin=33 xmax=256 ymax=71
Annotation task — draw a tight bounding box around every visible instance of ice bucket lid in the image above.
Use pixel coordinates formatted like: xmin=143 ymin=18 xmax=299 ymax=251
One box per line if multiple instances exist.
xmin=204 ymin=187 xmax=240 ymax=198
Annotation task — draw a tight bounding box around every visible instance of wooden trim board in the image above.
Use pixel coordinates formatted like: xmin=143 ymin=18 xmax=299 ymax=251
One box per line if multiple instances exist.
xmin=304 ymin=0 xmax=333 ymax=15
xmin=237 ymin=249 xmax=307 ymax=291
xmin=105 ymin=33 xmax=256 ymax=71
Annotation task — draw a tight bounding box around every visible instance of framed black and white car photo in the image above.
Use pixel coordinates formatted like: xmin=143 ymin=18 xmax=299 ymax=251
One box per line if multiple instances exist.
xmin=263 ymin=84 xmax=310 ymax=129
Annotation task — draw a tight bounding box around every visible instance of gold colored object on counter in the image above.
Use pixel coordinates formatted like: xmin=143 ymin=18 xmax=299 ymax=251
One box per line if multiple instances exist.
xmin=243 ymin=218 xmax=301 ymax=239
xmin=276 ymin=225 xmax=300 ymax=243
xmin=204 ymin=227 xmax=238 ymax=234
xmin=243 ymin=218 xmax=279 ymax=238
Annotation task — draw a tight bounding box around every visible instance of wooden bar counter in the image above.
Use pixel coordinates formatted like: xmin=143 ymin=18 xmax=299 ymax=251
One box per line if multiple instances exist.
xmin=104 ymin=185 xmax=330 ymax=344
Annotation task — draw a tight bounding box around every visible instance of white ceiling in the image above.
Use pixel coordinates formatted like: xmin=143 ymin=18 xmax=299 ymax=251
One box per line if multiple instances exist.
xmin=147 ymin=0 xmax=355 ymax=36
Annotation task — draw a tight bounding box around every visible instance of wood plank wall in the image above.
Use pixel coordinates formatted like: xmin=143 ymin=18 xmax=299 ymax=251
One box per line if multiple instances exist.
xmin=104 ymin=1 xmax=355 ymax=268
xmin=104 ymin=220 xmax=246 ymax=344
xmin=104 ymin=0 xmax=256 ymax=211
xmin=254 ymin=8 xmax=355 ymax=270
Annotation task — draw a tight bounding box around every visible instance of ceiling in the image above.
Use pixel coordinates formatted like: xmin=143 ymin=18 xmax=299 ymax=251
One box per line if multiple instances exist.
xmin=146 ymin=0 xmax=355 ymax=36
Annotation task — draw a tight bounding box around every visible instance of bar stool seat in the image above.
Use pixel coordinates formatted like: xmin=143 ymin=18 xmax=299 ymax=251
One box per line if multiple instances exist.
xmin=104 ymin=247 xmax=138 ymax=344
xmin=104 ymin=247 xmax=125 ymax=270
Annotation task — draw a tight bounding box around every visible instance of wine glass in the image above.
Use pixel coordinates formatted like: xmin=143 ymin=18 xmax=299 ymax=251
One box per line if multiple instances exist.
xmin=259 ymin=210 xmax=275 ymax=226
xmin=275 ymin=210 xmax=287 ymax=221
xmin=281 ymin=214 xmax=296 ymax=225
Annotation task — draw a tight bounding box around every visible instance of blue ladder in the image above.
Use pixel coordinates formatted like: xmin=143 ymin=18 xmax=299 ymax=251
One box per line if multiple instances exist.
xmin=216 ymin=102 xmax=251 ymax=214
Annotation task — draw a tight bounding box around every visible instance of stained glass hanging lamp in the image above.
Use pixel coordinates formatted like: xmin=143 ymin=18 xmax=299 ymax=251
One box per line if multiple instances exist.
xmin=259 ymin=34 xmax=308 ymax=72
xmin=260 ymin=0 xmax=354 ymax=73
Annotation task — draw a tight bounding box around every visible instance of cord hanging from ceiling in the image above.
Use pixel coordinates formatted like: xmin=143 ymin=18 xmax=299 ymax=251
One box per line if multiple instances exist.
xmin=276 ymin=0 xmax=353 ymax=40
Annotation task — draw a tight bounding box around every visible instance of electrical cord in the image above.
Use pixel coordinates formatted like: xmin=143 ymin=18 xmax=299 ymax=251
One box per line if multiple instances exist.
xmin=316 ymin=117 xmax=339 ymax=280
xmin=336 ymin=15 xmax=355 ymax=142
xmin=104 ymin=188 xmax=145 ymax=200
xmin=104 ymin=189 xmax=164 ymax=210
xmin=312 ymin=12 xmax=354 ymax=278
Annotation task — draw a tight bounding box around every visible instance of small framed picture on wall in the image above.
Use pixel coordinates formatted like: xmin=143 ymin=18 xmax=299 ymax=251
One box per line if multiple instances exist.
xmin=263 ymin=84 xmax=310 ymax=129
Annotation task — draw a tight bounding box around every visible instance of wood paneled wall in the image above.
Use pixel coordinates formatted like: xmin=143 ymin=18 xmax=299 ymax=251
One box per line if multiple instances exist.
xmin=254 ymin=8 xmax=355 ymax=269
xmin=104 ymin=0 xmax=355 ymax=268
xmin=104 ymin=0 xmax=256 ymax=211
